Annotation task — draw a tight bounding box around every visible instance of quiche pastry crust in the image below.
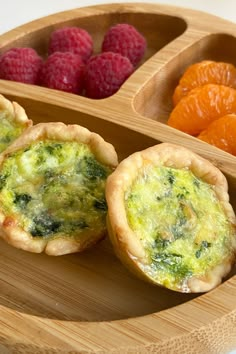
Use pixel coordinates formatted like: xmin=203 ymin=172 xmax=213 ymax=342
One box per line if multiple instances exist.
xmin=106 ymin=143 xmax=236 ymax=293
xmin=0 ymin=122 xmax=118 ymax=255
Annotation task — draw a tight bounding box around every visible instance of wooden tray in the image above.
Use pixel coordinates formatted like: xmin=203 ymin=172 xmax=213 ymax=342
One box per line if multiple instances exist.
xmin=0 ymin=3 xmax=236 ymax=353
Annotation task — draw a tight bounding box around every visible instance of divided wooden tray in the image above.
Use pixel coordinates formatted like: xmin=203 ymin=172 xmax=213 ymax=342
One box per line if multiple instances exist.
xmin=0 ymin=3 xmax=236 ymax=353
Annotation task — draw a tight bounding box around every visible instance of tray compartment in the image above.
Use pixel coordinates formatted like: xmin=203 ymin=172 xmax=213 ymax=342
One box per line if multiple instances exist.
xmin=0 ymin=11 xmax=187 ymax=62
xmin=0 ymin=10 xmax=187 ymax=102
xmin=0 ymin=95 xmax=200 ymax=323
xmin=0 ymin=93 xmax=235 ymax=321
xmin=133 ymin=33 xmax=236 ymax=122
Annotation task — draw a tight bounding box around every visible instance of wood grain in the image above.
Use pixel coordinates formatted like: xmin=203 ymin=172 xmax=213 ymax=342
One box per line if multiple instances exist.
xmin=0 ymin=3 xmax=235 ymax=353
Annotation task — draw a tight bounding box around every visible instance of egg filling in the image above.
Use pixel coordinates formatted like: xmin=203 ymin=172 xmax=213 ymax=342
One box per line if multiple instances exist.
xmin=0 ymin=115 xmax=24 ymax=153
xmin=125 ymin=165 xmax=235 ymax=291
xmin=0 ymin=140 xmax=111 ymax=238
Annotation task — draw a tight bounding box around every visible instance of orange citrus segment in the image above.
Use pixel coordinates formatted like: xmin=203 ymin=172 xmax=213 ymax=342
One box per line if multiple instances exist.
xmin=173 ymin=61 xmax=236 ymax=106
xmin=167 ymin=84 xmax=236 ymax=135
xmin=198 ymin=114 xmax=236 ymax=156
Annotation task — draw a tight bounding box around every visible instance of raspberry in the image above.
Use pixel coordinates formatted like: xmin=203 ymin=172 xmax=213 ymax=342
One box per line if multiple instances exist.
xmin=84 ymin=52 xmax=134 ymax=99
xmin=0 ymin=47 xmax=43 ymax=84
xmin=39 ymin=52 xmax=84 ymax=94
xmin=102 ymin=23 xmax=146 ymax=67
xmin=49 ymin=27 xmax=93 ymax=63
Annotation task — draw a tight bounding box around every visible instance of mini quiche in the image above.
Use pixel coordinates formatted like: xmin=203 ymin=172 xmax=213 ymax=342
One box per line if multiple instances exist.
xmin=106 ymin=143 xmax=236 ymax=293
xmin=0 ymin=94 xmax=32 ymax=152
xmin=0 ymin=122 xmax=118 ymax=256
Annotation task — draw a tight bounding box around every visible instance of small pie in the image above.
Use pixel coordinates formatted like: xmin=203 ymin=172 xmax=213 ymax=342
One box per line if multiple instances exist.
xmin=106 ymin=143 xmax=236 ymax=293
xmin=0 ymin=122 xmax=118 ymax=255
xmin=0 ymin=94 xmax=32 ymax=152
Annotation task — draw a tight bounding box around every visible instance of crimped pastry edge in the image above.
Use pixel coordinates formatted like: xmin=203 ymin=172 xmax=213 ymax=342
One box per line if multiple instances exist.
xmin=106 ymin=142 xmax=236 ymax=292
xmin=0 ymin=122 xmax=118 ymax=255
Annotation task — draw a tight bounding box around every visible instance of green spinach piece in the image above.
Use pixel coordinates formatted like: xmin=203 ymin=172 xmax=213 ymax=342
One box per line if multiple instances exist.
xmin=93 ymin=199 xmax=107 ymax=211
xmin=31 ymin=213 xmax=61 ymax=237
xmin=14 ymin=193 xmax=32 ymax=209
xmin=195 ymin=240 xmax=211 ymax=258
xmin=78 ymin=156 xmax=107 ymax=180
xmin=151 ymin=252 xmax=192 ymax=279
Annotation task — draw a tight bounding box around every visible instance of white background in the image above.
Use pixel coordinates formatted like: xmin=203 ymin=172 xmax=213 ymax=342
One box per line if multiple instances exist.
xmin=1 ymin=0 xmax=236 ymax=35
xmin=1 ymin=1 xmax=236 ymax=353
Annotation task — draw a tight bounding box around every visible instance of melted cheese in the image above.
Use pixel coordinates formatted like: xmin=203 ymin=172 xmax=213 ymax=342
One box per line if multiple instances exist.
xmin=0 ymin=140 xmax=111 ymax=239
xmin=125 ymin=165 xmax=235 ymax=291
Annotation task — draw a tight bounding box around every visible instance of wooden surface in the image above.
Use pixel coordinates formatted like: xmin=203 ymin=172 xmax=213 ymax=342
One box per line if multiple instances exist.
xmin=0 ymin=3 xmax=235 ymax=353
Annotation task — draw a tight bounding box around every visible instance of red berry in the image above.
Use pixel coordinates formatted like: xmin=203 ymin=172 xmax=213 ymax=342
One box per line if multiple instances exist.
xmin=84 ymin=52 xmax=134 ymax=99
xmin=0 ymin=47 xmax=43 ymax=84
xmin=49 ymin=27 xmax=93 ymax=63
xmin=39 ymin=52 xmax=84 ymax=94
xmin=102 ymin=24 xmax=146 ymax=67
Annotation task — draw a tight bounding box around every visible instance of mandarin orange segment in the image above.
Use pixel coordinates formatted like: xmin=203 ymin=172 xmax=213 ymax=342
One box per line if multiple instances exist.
xmin=167 ymin=84 xmax=236 ymax=135
xmin=198 ymin=114 xmax=236 ymax=156
xmin=173 ymin=61 xmax=236 ymax=106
